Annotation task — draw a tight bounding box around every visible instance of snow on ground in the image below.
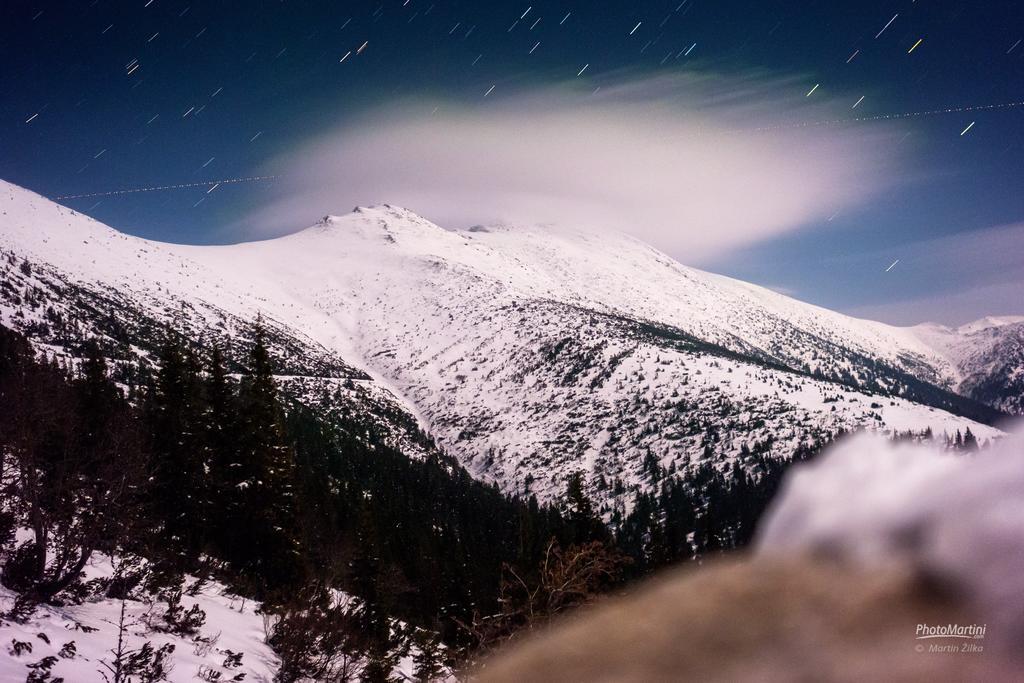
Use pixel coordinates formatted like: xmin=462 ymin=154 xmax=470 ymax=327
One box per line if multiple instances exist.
xmin=911 ymin=318 xmax=1024 ymax=414
xmin=0 ymin=180 xmax=1012 ymax=507
xmin=0 ymin=552 xmax=278 ymax=683
xmin=0 ymin=546 xmax=443 ymax=682
xmin=0 ymin=179 xmax=962 ymax=396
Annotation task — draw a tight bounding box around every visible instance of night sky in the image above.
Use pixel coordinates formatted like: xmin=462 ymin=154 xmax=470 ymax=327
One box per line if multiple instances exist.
xmin=2 ymin=1 xmax=1022 ymax=325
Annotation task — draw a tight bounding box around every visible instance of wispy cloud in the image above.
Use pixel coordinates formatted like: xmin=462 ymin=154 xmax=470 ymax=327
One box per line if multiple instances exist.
xmin=844 ymin=223 xmax=1024 ymax=325
xmin=239 ymin=72 xmax=902 ymax=262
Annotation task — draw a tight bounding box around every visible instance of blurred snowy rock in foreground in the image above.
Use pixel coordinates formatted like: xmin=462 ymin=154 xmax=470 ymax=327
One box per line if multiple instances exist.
xmin=757 ymin=428 xmax=1024 ymax=650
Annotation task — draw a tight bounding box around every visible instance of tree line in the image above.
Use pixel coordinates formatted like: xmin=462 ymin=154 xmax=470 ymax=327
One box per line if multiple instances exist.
xmin=0 ymin=320 xmax=841 ymax=678
xmin=1 ymin=323 xmax=619 ymax=676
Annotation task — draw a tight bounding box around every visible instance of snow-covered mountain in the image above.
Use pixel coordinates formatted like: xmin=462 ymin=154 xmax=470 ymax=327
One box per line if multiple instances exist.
xmin=912 ymin=317 xmax=1024 ymax=415
xmin=0 ymin=179 xmax=1015 ymax=506
xmin=0 ymin=181 xmax=439 ymax=465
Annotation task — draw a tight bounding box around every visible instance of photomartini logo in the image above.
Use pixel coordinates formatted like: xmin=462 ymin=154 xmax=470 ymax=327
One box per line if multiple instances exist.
xmin=915 ymin=623 xmax=986 ymax=640
xmin=914 ymin=624 xmax=986 ymax=654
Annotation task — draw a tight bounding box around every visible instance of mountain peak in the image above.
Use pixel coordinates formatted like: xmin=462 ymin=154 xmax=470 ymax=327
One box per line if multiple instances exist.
xmin=957 ymin=316 xmax=1024 ymax=335
xmin=302 ymin=204 xmax=451 ymax=247
xmin=914 ymin=315 xmax=1024 ymax=337
xmin=350 ymin=204 xmax=431 ymax=221
xmin=314 ymin=204 xmax=430 ymax=224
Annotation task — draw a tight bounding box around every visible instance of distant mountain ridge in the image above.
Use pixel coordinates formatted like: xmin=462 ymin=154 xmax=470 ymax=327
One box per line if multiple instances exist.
xmin=912 ymin=317 xmax=1024 ymax=415
xmin=0 ymin=179 xmax=1016 ymax=508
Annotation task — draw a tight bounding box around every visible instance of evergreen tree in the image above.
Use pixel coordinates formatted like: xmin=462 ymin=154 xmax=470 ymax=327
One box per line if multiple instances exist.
xmin=349 ymin=501 xmax=403 ymax=682
xmin=2 ymin=317 xmax=846 ymax=672
xmin=232 ymin=324 xmax=301 ymax=594
xmin=561 ymin=471 xmax=607 ymax=545
xmin=75 ymin=342 xmax=143 ymax=552
xmin=77 ymin=341 xmax=120 ymax=443
xmin=203 ymin=344 xmax=238 ymax=563
xmin=146 ymin=335 xmax=208 ymax=570
xmin=962 ymin=427 xmax=978 ymax=451
xmin=0 ymin=330 xmax=147 ymax=601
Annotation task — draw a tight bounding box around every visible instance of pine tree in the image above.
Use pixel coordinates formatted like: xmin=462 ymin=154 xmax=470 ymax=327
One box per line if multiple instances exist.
xmin=350 ymin=502 xmax=400 ymax=682
xmin=75 ymin=342 xmax=143 ymax=551
xmin=962 ymin=427 xmax=978 ymax=451
xmin=146 ymin=335 xmax=208 ymax=570
xmin=203 ymin=344 xmax=238 ymax=563
xmin=232 ymin=323 xmax=301 ymax=594
xmin=561 ymin=471 xmax=607 ymax=545
xmin=411 ymin=635 xmax=446 ymax=682
xmin=0 ymin=330 xmax=147 ymax=601
xmin=77 ymin=341 xmax=119 ymax=443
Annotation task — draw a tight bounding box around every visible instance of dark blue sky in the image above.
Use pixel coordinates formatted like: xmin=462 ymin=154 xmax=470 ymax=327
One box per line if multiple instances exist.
xmin=2 ymin=1 xmax=1022 ymax=324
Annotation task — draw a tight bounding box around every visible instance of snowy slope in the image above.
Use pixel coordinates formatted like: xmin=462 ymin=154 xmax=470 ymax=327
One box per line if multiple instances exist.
xmin=176 ymin=205 xmax=1006 ymax=500
xmin=0 ymin=545 xmax=446 ymax=683
xmin=912 ymin=317 xmax=1024 ymax=414
xmin=0 ymin=181 xmax=438 ymax=462
xmin=0 ymin=554 xmax=278 ymax=683
xmin=0 ymin=179 xmax=1013 ymax=507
